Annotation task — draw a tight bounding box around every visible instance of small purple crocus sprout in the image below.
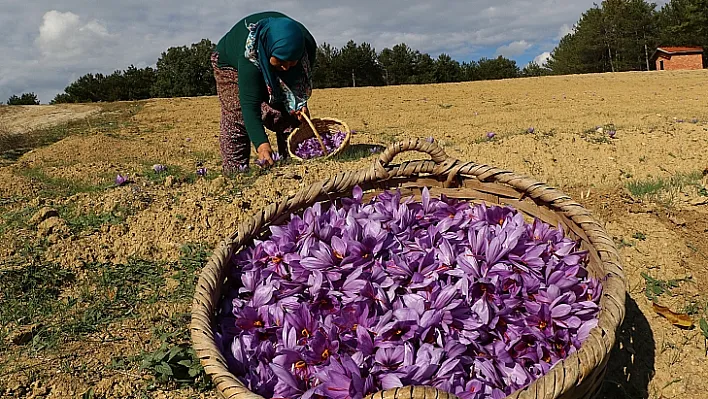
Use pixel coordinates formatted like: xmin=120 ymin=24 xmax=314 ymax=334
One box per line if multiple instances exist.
xmin=272 ymin=151 xmax=283 ymax=162
xmin=186 ymin=138 xmax=192 ymax=142
xmin=237 ymin=164 xmax=248 ymax=173
xmin=196 ymin=167 xmax=207 ymax=176
xmin=608 ymin=130 xmax=616 ymax=139
xmin=255 ymin=158 xmax=268 ymax=168
xmin=486 ymin=132 xmax=496 ymax=140
xmin=527 ymin=127 xmax=535 ymax=134
xmin=152 ymin=164 xmax=166 ymax=173
xmin=115 ymin=174 xmax=128 ymax=186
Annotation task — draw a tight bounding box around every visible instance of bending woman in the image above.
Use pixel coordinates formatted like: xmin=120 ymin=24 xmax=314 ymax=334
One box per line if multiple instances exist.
xmin=212 ymin=11 xmax=316 ymax=173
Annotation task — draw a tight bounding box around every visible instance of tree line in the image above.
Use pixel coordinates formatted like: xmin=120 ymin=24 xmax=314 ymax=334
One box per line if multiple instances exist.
xmin=38 ymin=40 xmax=535 ymax=105
xmin=3 ymin=38 xmax=539 ymax=105
xmin=547 ymin=0 xmax=708 ymax=74
xmin=3 ymin=0 xmax=705 ymax=105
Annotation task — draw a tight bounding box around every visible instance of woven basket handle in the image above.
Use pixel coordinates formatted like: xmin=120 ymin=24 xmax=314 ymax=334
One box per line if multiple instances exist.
xmin=376 ymin=138 xmax=451 ymax=167
xmin=300 ymin=112 xmax=327 ymax=154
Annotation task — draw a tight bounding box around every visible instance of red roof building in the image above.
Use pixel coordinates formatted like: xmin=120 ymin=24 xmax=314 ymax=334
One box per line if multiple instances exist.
xmin=651 ymin=46 xmax=704 ymax=71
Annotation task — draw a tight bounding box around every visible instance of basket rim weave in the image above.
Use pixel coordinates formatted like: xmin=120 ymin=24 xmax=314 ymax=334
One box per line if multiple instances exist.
xmin=191 ymin=138 xmax=626 ymax=399
xmin=286 ymin=116 xmax=352 ymax=162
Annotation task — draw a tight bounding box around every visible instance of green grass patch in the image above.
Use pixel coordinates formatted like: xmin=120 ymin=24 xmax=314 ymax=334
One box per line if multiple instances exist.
xmin=1 ymin=239 xmax=210 ymax=362
xmin=0 ymin=203 xmax=38 ymax=235
xmin=141 ymin=161 xmax=222 ymax=185
xmin=578 ymin=123 xmax=617 ymax=145
xmin=626 ymin=170 xmax=704 ymax=199
xmin=641 ymin=272 xmax=693 ymax=302
xmin=0 ymin=102 xmax=143 ymax=164
xmin=330 ymin=144 xmax=384 ymax=163
xmin=1 ymin=255 xmax=168 ymax=355
xmin=173 ymin=242 xmax=210 ymax=300
xmin=139 ymin=312 xmax=213 ymax=391
xmin=61 ymin=205 xmax=133 ymax=234
xmin=632 ymin=232 xmax=647 ymax=241
xmin=64 ymin=259 xmax=166 ymax=332
xmin=15 ymin=167 xmax=114 ymax=198
xmin=0 ymin=259 xmax=75 ymax=352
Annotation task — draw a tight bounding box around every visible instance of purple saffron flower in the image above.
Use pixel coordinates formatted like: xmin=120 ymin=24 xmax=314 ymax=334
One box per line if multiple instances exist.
xmin=294 ymin=130 xmax=347 ymax=159
xmin=315 ymin=355 xmax=368 ymax=399
xmin=486 ymin=132 xmax=496 ymax=140
xmin=527 ymin=127 xmax=535 ymax=134
xmin=608 ymin=130 xmax=616 ymax=138
xmin=196 ymin=167 xmax=207 ymax=176
xmin=284 ymin=303 xmax=318 ymax=344
xmin=152 ymin=164 xmax=166 ymax=173
xmin=115 ymin=174 xmax=128 ymax=186
xmin=214 ymin=185 xmax=603 ymax=399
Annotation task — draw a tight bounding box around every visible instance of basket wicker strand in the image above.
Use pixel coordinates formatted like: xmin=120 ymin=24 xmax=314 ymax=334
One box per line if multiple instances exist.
xmin=191 ymin=138 xmax=626 ymax=399
xmin=286 ymin=113 xmax=351 ymax=161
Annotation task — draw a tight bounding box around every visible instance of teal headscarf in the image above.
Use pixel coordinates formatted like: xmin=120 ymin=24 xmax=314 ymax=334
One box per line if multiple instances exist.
xmin=244 ymin=17 xmax=312 ymax=113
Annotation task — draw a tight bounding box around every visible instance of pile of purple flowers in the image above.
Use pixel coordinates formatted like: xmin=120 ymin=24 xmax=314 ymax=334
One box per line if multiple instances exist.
xmin=215 ymin=186 xmax=602 ymax=399
xmin=294 ymin=130 xmax=347 ymax=159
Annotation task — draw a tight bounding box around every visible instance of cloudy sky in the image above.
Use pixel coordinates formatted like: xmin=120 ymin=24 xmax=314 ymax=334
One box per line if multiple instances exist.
xmin=1 ymin=0 xmax=668 ymax=104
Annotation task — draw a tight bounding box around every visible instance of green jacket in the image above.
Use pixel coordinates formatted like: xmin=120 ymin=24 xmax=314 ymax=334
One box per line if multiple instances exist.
xmin=215 ymin=11 xmax=317 ymax=149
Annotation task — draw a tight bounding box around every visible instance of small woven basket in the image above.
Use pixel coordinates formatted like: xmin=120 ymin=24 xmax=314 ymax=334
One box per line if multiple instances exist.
xmin=286 ymin=113 xmax=351 ymax=161
xmin=191 ymin=138 xmax=626 ymax=399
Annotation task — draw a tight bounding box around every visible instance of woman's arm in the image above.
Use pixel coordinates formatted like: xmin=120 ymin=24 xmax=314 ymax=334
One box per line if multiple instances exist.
xmin=237 ymin=58 xmax=270 ymax=150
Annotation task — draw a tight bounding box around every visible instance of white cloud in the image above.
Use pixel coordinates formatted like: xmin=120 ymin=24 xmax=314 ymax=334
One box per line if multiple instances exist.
xmin=533 ymin=51 xmax=552 ymax=66
xmin=495 ymin=40 xmax=532 ymax=57
xmin=35 ymin=10 xmax=113 ymax=61
xmin=556 ymin=23 xmax=574 ymax=40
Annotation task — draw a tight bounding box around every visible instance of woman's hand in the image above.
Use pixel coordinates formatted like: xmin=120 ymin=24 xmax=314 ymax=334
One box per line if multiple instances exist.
xmin=256 ymin=142 xmax=275 ymax=166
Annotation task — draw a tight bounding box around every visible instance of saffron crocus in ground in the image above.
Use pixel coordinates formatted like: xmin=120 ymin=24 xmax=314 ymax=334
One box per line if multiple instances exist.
xmin=527 ymin=127 xmax=535 ymax=134
xmin=196 ymin=167 xmax=207 ymax=176
xmin=115 ymin=174 xmax=128 ymax=186
xmin=486 ymin=132 xmax=496 ymax=140
xmin=215 ymin=186 xmax=603 ymax=399
xmin=152 ymin=164 xmax=166 ymax=173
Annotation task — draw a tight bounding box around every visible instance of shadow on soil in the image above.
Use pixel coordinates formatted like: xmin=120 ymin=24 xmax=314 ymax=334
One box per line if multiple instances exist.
xmin=598 ymin=294 xmax=656 ymax=399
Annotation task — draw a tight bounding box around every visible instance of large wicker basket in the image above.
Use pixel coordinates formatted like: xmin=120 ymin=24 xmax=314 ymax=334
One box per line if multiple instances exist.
xmin=286 ymin=113 xmax=351 ymax=161
xmin=191 ymin=138 xmax=626 ymax=399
